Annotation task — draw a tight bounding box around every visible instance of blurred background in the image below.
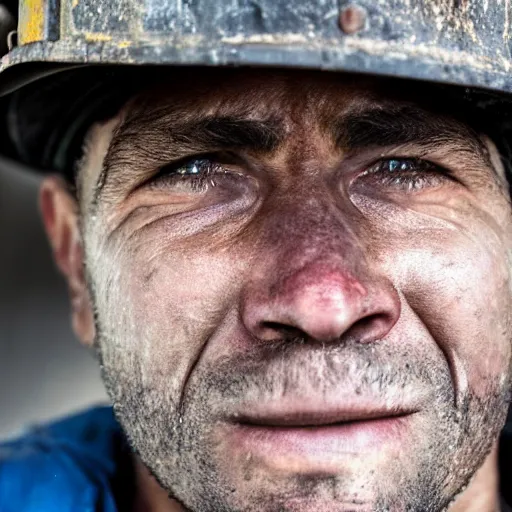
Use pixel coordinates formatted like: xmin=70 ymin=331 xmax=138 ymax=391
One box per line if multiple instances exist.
xmin=0 ymin=158 xmax=107 ymax=440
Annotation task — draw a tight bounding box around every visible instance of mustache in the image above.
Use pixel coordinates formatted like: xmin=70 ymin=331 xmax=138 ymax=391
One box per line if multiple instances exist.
xmin=195 ymin=340 xmax=451 ymax=406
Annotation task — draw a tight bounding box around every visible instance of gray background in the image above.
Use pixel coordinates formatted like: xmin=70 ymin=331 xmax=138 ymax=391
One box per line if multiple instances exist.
xmin=0 ymin=159 xmax=107 ymax=440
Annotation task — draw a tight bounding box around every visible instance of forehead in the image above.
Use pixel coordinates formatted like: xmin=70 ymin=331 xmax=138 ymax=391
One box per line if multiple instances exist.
xmin=122 ymin=68 xmax=432 ymax=124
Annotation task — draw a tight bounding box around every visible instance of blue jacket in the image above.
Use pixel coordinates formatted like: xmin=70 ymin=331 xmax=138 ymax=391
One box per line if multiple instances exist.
xmin=0 ymin=407 xmax=133 ymax=512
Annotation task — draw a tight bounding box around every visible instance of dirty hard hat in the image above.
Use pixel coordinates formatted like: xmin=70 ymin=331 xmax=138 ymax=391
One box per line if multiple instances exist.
xmin=0 ymin=0 xmax=511 ymax=177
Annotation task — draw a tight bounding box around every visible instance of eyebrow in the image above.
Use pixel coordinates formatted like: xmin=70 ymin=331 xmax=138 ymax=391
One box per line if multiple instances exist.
xmin=175 ymin=116 xmax=284 ymax=153
xmin=334 ymin=105 xmax=490 ymax=162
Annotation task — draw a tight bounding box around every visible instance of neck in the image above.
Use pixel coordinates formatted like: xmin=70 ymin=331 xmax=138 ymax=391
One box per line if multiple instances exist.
xmin=448 ymin=442 xmax=501 ymax=512
xmin=132 ymin=457 xmax=185 ymax=512
xmin=132 ymin=442 xmax=502 ymax=512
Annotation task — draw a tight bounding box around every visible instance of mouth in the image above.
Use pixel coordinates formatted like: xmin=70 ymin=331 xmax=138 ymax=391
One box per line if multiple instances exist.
xmin=224 ymin=400 xmax=420 ymax=473
xmin=235 ymin=406 xmax=415 ymax=427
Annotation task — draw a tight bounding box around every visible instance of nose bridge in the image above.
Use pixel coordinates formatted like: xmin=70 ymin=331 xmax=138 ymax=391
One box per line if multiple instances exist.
xmin=262 ymin=193 xmax=366 ymax=280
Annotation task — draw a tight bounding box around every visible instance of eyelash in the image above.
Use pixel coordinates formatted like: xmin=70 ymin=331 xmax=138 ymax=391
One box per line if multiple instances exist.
xmin=152 ymin=156 xmax=450 ymax=193
xmin=360 ymin=158 xmax=451 ymax=191
xmin=152 ymin=158 xmax=228 ymax=192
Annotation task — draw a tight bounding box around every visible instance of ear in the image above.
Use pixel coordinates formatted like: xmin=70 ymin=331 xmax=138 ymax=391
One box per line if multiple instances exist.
xmin=39 ymin=175 xmax=96 ymax=347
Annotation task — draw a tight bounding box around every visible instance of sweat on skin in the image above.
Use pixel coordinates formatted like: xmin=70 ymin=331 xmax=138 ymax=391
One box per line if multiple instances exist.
xmin=40 ymin=68 xmax=512 ymax=512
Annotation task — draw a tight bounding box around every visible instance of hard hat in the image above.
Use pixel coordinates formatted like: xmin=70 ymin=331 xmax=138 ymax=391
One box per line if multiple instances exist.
xmin=0 ymin=0 xmax=511 ymax=176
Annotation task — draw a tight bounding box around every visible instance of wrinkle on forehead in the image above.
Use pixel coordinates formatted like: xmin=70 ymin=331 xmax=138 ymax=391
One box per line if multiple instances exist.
xmin=112 ymin=70 xmax=379 ymax=137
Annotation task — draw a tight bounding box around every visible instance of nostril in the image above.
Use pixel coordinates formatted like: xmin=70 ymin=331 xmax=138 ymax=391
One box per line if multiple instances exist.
xmin=346 ymin=313 xmax=395 ymax=344
xmin=259 ymin=313 xmax=394 ymax=345
xmin=257 ymin=322 xmax=306 ymax=342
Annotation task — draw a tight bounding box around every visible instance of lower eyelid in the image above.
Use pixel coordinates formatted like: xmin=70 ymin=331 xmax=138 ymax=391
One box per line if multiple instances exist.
xmin=352 ymin=165 xmax=450 ymax=193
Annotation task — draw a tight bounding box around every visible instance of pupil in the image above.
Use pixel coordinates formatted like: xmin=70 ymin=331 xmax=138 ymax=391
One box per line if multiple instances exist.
xmin=386 ymin=160 xmax=413 ymax=172
xmin=388 ymin=160 xmax=400 ymax=172
xmin=177 ymin=160 xmax=204 ymax=175
xmin=187 ymin=161 xmax=201 ymax=174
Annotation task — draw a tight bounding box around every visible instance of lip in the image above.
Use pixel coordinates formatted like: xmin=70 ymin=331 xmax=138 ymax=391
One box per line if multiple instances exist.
xmin=235 ymin=405 xmax=414 ymax=427
xmin=223 ymin=397 xmax=421 ymax=473
xmin=231 ymin=393 xmax=421 ymax=427
xmin=226 ymin=413 xmax=416 ymax=473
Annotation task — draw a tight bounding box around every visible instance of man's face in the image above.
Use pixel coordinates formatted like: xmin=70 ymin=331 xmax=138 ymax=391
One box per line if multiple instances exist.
xmin=75 ymin=69 xmax=512 ymax=511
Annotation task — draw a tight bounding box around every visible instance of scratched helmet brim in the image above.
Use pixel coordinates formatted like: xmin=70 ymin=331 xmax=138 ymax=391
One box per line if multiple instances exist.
xmin=2 ymin=35 xmax=511 ymax=98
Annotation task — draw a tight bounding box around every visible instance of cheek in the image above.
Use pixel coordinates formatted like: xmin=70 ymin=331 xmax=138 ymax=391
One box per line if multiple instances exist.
xmin=381 ymin=219 xmax=512 ymax=399
xmin=111 ymin=227 xmax=247 ymax=389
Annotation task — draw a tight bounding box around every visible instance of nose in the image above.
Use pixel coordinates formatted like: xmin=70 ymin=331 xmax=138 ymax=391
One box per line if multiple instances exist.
xmin=242 ymin=261 xmax=400 ymax=344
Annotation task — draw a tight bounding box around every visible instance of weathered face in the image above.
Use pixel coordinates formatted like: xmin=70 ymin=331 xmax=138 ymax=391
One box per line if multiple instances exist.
xmin=76 ymin=69 xmax=512 ymax=511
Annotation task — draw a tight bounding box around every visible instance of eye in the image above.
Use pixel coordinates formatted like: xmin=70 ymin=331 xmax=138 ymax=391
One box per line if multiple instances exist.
xmin=175 ymin=159 xmax=213 ymax=176
xmin=152 ymin=157 xmax=227 ymax=192
xmin=358 ymin=158 xmax=453 ymax=192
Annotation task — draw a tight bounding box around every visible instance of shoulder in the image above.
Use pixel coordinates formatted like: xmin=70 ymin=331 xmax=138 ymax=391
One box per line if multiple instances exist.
xmin=0 ymin=406 xmax=129 ymax=512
